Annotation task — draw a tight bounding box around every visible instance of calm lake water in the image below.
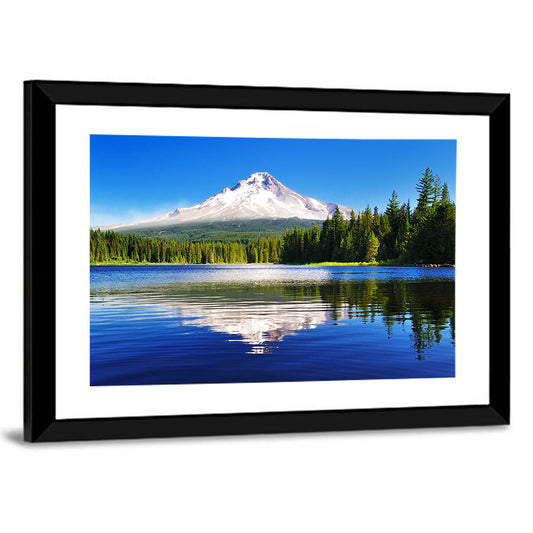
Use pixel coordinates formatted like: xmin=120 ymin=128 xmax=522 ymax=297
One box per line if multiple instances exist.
xmin=90 ymin=265 xmax=455 ymax=386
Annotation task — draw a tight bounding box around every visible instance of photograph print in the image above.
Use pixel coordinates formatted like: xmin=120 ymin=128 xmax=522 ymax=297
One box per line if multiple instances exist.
xmin=90 ymin=135 xmax=456 ymax=387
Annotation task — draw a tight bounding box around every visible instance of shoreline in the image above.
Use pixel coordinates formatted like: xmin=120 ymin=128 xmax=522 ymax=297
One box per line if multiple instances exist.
xmin=90 ymin=261 xmax=455 ymax=267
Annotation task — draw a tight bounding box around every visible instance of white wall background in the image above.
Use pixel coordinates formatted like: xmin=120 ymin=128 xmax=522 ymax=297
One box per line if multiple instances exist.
xmin=1 ymin=2 xmax=530 ymax=532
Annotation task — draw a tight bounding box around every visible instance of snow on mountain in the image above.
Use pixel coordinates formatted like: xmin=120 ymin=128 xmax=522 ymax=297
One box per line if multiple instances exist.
xmin=100 ymin=172 xmax=356 ymax=231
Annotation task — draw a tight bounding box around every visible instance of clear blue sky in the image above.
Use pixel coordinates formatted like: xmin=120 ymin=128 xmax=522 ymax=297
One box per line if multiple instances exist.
xmin=90 ymin=135 xmax=456 ymax=226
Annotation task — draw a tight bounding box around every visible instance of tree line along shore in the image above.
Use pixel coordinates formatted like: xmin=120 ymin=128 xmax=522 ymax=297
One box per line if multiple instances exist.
xmin=90 ymin=168 xmax=455 ymax=266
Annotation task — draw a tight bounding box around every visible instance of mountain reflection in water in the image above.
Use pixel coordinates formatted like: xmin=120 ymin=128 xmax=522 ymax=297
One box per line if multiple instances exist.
xmin=90 ymin=265 xmax=455 ymax=385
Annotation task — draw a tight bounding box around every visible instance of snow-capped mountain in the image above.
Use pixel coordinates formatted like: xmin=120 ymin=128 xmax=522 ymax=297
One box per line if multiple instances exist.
xmin=101 ymin=172 xmax=355 ymax=231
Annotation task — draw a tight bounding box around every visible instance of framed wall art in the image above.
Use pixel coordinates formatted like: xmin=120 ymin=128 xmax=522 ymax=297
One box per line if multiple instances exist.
xmin=24 ymin=81 xmax=510 ymax=441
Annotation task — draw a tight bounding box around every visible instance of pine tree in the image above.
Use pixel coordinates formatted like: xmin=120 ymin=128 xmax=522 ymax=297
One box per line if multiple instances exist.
xmin=433 ymin=174 xmax=442 ymax=205
xmin=385 ymin=190 xmax=400 ymax=221
xmin=441 ymin=182 xmax=450 ymax=204
xmin=365 ymin=231 xmax=379 ymax=262
xmin=414 ymin=168 xmax=436 ymax=221
xmin=349 ymin=210 xmax=357 ymax=226
xmin=331 ymin=206 xmax=345 ymax=251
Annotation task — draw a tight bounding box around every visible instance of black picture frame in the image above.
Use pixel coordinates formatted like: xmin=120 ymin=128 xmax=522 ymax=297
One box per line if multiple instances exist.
xmin=24 ymin=80 xmax=510 ymax=442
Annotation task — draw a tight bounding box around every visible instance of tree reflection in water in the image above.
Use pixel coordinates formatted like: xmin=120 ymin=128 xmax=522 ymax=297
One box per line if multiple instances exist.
xmin=282 ymin=279 xmax=454 ymax=358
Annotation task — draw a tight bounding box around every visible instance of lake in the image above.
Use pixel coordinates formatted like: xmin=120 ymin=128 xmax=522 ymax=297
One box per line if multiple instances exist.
xmin=90 ymin=264 xmax=455 ymax=386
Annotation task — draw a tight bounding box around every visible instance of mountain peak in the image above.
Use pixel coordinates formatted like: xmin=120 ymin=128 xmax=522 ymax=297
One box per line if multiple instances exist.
xmin=233 ymin=172 xmax=277 ymax=190
xmin=247 ymin=171 xmax=273 ymax=182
